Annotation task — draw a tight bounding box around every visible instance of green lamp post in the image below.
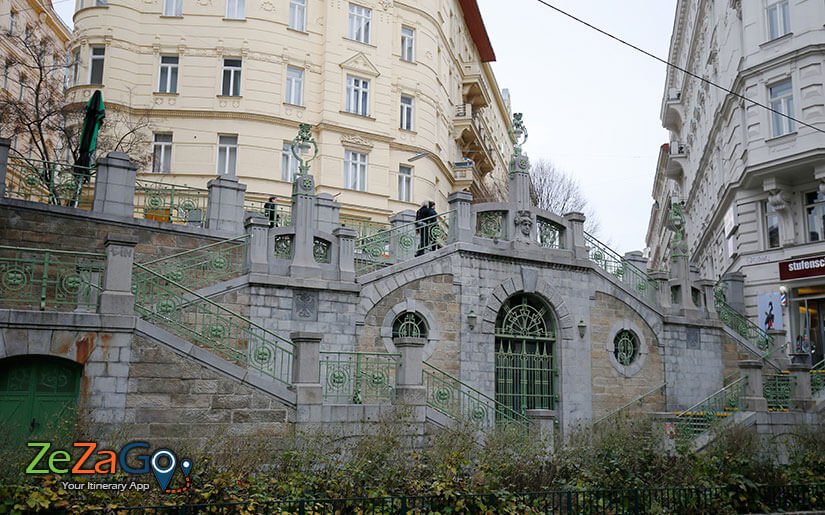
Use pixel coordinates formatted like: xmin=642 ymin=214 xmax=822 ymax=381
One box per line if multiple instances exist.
xmin=290 ymin=123 xmax=319 ymax=176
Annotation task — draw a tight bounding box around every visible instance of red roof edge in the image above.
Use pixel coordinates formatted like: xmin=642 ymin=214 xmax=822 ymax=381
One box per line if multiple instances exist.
xmin=457 ymin=0 xmax=496 ymax=62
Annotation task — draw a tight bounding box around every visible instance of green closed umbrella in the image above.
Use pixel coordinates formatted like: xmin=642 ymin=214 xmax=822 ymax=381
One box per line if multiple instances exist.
xmin=75 ymin=90 xmax=105 ymax=170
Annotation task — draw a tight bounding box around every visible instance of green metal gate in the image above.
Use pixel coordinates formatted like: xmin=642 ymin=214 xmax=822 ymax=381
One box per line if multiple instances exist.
xmin=0 ymin=356 xmax=82 ymax=445
xmin=495 ymin=294 xmax=558 ymax=414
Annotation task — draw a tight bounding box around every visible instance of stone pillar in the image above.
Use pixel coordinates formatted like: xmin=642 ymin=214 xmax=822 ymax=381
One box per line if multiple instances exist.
xmin=624 ymin=251 xmax=648 ymax=272
xmin=788 ymin=353 xmax=813 ymax=411
xmin=508 ymin=161 xmax=531 ymax=211
xmin=696 ymin=279 xmax=715 ymax=313
xmin=738 ymin=360 xmax=767 ymax=412
xmin=206 ymin=175 xmax=247 ymax=234
xmin=669 ymin=255 xmax=696 ymax=312
xmin=721 ymin=271 xmax=746 ymax=314
xmin=447 ymin=191 xmax=473 ymax=243
xmin=526 ymin=409 xmax=555 ymax=451
xmin=390 ymin=209 xmax=416 ymax=262
xmin=289 ymin=174 xmax=319 ymax=277
xmin=394 ymin=337 xmax=427 ymax=406
xmin=334 ymin=226 xmax=357 ymax=282
xmin=98 ymin=233 xmax=138 ymax=315
xmin=93 ymin=152 xmax=139 ymax=218
xmin=290 ymin=332 xmax=323 ymax=407
xmin=563 ymin=211 xmax=588 ymax=259
xmin=0 ymin=137 xmax=9 ymax=198
xmin=244 ymin=215 xmax=269 ymax=274
xmin=650 ymin=271 xmax=671 ymax=309
xmin=316 ymin=193 xmax=341 ymax=235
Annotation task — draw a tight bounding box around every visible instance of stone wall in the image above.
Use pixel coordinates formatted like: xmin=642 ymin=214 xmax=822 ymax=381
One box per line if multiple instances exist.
xmin=662 ymin=322 xmax=728 ymax=410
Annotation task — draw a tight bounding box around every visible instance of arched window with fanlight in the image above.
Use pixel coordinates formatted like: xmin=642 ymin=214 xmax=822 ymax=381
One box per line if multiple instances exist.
xmin=495 ymin=293 xmax=558 ymax=414
xmin=392 ymin=311 xmax=428 ymax=339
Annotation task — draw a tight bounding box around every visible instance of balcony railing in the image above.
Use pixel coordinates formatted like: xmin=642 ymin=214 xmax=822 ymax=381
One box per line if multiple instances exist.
xmin=319 ymin=351 xmax=400 ymax=404
xmin=4 ymin=158 xmax=95 ymax=209
xmin=134 ymin=178 xmax=209 ymax=226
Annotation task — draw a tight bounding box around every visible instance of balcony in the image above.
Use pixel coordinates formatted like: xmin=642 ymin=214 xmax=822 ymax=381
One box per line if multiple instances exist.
xmin=665 ymin=143 xmax=687 ymax=179
xmin=454 ymin=104 xmax=495 ymax=175
xmin=662 ymin=88 xmax=683 ymax=132
xmin=451 ymin=159 xmax=477 ymax=189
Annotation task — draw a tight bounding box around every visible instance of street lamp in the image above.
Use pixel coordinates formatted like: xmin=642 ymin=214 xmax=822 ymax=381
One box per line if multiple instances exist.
xmin=290 ymin=123 xmax=319 ymax=176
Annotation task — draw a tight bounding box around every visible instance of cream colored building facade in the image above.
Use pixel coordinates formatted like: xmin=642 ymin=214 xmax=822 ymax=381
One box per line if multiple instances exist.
xmin=66 ymin=0 xmax=514 ymax=220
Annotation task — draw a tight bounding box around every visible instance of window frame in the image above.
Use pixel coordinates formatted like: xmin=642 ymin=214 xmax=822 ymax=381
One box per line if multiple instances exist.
xmin=2 ymin=64 xmax=9 ymax=90
xmin=158 ymin=55 xmax=179 ymax=93
xmin=221 ymin=58 xmax=242 ymax=96
xmin=289 ymin=0 xmax=306 ymax=31
xmin=400 ymin=94 xmax=414 ymax=131
xmin=152 ymin=133 xmax=173 ymax=174
xmin=344 ymin=150 xmax=368 ymax=191
xmin=285 ymin=65 xmax=304 ymax=106
xmin=398 ymin=164 xmax=412 ymax=202
xmin=88 ymin=46 xmax=105 ymax=85
xmin=769 ymin=79 xmax=794 ymax=137
xmin=163 ymin=0 xmax=182 ymax=16
xmin=281 ymin=142 xmax=299 ymax=182
xmin=764 ymin=200 xmax=780 ymax=249
xmin=8 ymin=10 xmax=15 ymax=34
xmin=17 ymin=73 xmax=25 ymax=101
xmin=70 ymin=50 xmax=80 ymax=87
xmin=766 ymin=0 xmax=790 ymax=41
xmin=217 ymin=135 xmax=238 ymax=176
xmin=348 ymin=3 xmax=371 ymax=44
xmin=805 ymin=191 xmax=825 ymax=242
xmin=401 ymin=26 xmax=415 ymax=62
xmin=225 ymin=0 xmax=245 ymax=19
xmin=345 ymin=75 xmax=369 ymax=116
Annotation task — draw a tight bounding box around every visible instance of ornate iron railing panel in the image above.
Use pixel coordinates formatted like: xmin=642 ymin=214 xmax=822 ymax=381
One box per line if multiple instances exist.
xmin=423 ymin=362 xmax=530 ymax=429
xmin=593 ymin=383 xmax=667 ymax=429
xmin=243 ymin=198 xmax=292 ymax=227
xmin=313 ymin=238 xmax=331 ymax=264
xmin=134 ymin=178 xmax=209 ymax=226
xmin=583 ymin=232 xmax=658 ymax=305
xmin=0 ymin=246 xmax=105 ymax=311
xmin=713 ymin=286 xmax=773 ymax=354
xmin=339 ymin=216 xmax=390 ymax=239
xmin=475 ymin=210 xmax=507 ymax=240
xmin=764 ymin=373 xmax=794 ymax=411
xmin=274 ymin=235 xmax=294 ymax=260
xmin=4 ymin=158 xmax=95 ymax=209
xmin=674 ymin=376 xmax=747 ymax=439
xmin=354 ymin=211 xmax=452 ymax=276
xmin=134 ymin=235 xmax=249 ymax=292
xmin=536 ymin=217 xmax=564 ymax=249
xmin=495 ymin=341 xmax=558 ymax=413
xmin=319 ymin=351 xmax=400 ymax=404
xmin=132 ymin=264 xmax=294 ymax=385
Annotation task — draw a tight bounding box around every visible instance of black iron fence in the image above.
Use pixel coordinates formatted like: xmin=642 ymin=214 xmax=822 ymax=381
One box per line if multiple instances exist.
xmin=121 ymin=483 xmax=825 ymax=514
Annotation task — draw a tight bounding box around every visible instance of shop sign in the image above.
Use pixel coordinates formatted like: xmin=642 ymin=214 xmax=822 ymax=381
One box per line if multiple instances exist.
xmin=779 ymin=255 xmax=825 ymax=280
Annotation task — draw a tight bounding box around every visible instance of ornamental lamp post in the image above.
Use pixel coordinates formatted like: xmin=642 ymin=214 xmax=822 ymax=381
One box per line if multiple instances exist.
xmin=290 ymin=123 xmax=319 ymax=176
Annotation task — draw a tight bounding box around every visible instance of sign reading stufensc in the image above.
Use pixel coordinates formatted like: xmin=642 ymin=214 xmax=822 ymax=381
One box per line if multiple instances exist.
xmin=779 ymin=255 xmax=825 ymax=280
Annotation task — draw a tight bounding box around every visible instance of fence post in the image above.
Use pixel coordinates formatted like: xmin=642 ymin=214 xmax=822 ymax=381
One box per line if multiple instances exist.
xmin=98 ymin=233 xmax=138 ymax=315
xmin=333 ymin=226 xmax=356 ymax=282
xmin=720 ymin=271 xmax=746 ymax=313
xmin=389 ymin=210 xmax=416 ymax=263
xmin=93 ymin=152 xmax=139 ymax=218
xmin=738 ymin=359 xmax=767 ymax=412
xmin=563 ymin=211 xmax=588 ymax=259
xmin=245 ymin=215 xmax=270 ymax=274
xmin=788 ymin=352 xmax=813 ymax=411
xmin=289 ymin=174 xmax=320 ymax=277
xmin=447 ymin=191 xmax=473 ymax=243
xmin=291 ymin=331 xmax=323 ymax=412
xmin=650 ymin=271 xmax=671 ymax=309
xmin=525 ymin=409 xmax=555 ymax=451
xmin=393 ymin=337 xmax=426 ymax=406
xmin=206 ymin=175 xmax=247 ymax=234
xmin=0 ymin=138 xmax=9 ymax=198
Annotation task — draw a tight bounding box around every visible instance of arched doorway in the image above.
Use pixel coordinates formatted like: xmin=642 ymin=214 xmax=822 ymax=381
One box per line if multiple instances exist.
xmin=495 ymin=293 xmax=558 ymax=414
xmin=0 ymin=356 xmax=82 ymax=444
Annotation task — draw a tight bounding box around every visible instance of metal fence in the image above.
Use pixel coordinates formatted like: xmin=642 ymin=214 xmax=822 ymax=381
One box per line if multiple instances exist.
xmin=243 ymin=197 xmax=292 ymax=227
xmin=339 ymin=216 xmax=390 ymax=239
xmin=122 ymin=483 xmax=825 ymax=514
xmin=763 ymin=372 xmax=795 ymax=411
xmin=674 ymin=375 xmax=747 ymax=439
xmin=583 ymin=232 xmax=658 ymax=306
xmin=4 ymin=158 xmax=95 ymax=209
xmin=134 ymin=178 xmax=209 ymax=226
xmin=319 ymin=351 xmax=400 ymax=403
xmin=713 ymin=286 xmax=773 ymax=354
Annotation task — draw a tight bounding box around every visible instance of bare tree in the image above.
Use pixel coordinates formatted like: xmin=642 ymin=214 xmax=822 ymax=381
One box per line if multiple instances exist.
xmin=530 ymin=158 xmax=601 ymax=235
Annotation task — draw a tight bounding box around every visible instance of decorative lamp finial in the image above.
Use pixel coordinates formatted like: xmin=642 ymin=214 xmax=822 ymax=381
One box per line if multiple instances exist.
xmin=290 ymin=123 xmax=319 ymax=176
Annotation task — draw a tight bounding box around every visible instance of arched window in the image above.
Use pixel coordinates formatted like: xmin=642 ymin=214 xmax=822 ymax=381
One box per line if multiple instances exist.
xmin=495 ymin=293 xmax=558 ymax=414
xmin=392 ymin=312 xmax=428 ymax=339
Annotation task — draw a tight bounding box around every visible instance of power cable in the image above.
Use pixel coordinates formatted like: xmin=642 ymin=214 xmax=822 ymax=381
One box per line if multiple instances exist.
xmin=534 ymin=0 xmax=825 ymax=136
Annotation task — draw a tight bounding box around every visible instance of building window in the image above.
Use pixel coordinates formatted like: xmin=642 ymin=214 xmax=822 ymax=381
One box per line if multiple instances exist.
xmin=401 ymin=27 xmax=415 ymax=62
xmin=8 ymin=10 xmax=15 ymax=34
xmin=217 ymin=135 xmax=238 ymax=175
xmin=346 ymin=75 xmax=369 ymax=116
xmin=392 ymin=312 xmax=427 ymax=338
xmin=152 ymin=133 xmax=173 ymax=173
xmin=221 ymin=58 xmax=241 ymax=96
xmin=2 ymin=64 xmax=8 ymax=90
xmin=285 ymin=66 xmax=303 ymax=106
xmin=282 ymin=142 xmax=298 ymax=182
xmin=613 ymin=330 xmax=639 ymax=366
xmin=769 ymin=80 xmax=794 ymax=137
xmin=89 ymin=46 xmax=105 ymax=85
xmin=289 ymin=0 xmax=306 ymax=31
xmin=398 ymin=165 xmax=412 ymax=202
xmin=226 ymin=0 xmax=245 ymax=19
xmin=806 ymin=191 xmax=825 ymax=242
xmin=18 ymin=74 xmax=24 ymax=101
xmin=344 ymin=150 xmax=367 ymax=191
xmin=163 ymin=0 xmax=182 ymax=16
xmin=158 ymin=55 xmax=179 ymax=93
xmin=767 ymin=0 xmax=790 ymax=40
xmin=765 ymin=201 xmax=780 ymax=248
xmin=348 ymin=3 xmax=371 ymax=44
xmin=400 ymin=95 xmax=414 ymax=131
xmin=71 ymin=50 xmax=80 ymax=87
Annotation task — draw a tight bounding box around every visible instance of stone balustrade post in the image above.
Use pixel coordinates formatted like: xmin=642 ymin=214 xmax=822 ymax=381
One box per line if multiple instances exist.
xmin=624 ymin=251 xmax=648 ymax=272
xmin=206 ymin=175 xmax=247 ymax=234
xmin=563 ymin=211 xmax=588 ymax=259
xmin=290 ymin=332 xmax=323 ymax=407
xmin=738 ymin=360 xmax=768 ymax=412
xmin=447 ymin=191 xmax=473 ymax=244
xmin=768 ymin=329 xmax=788 ymax=362
xmin=789 ymin=353 xmax=813 ymax=411
xmin=244 ymin=215 xmax=269 ymax=273
xmin=98 ymin=233 xmax=138 ymax=315
xmin=526 ymin=409 xmax=555 ymax=451
xmin=93 ymin=152 xmax=139 ymax=218
xmin=649 ymin=271 xmax=671 ymax=309
xmin=316 ymin=193 xmax=341 ymax=235
xmin=721 ymin=271 xmax=746 ymax=314
xmin=333 ymin=226 xmax=357 ymax=282
xmin=289 ymin=174 xmax=320 ymax=277
xmin=393 ymin=337 xmax=426 ymax=406
xmin=0 ymin=137 xmax=9 ymax=198
xmin=696 ymin=279 xmax=715 ymax=313
xmin=389 ymin=210 xmax=416 ymax=263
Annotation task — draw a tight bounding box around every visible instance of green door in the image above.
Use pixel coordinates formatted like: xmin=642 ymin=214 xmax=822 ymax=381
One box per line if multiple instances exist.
xmin=0 ymin=356 xmax=82 ymax=446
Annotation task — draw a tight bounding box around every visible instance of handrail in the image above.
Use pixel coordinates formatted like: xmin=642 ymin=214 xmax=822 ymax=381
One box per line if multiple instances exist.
xmin=678 ymin=376 xmax=747 ymax=416
xmin=139 ymin=234 xmax=249 ymax=266
xmin=0 ymin=245 xmax=104 ymax=258
xmin=593 ymin=383 xmax=666 ymax=426
xmin=135 ymin=177 xmax=208 ymax=192
xmin=674 ymin=376 xmax=748 ymax=439
xmin=713 ymin=289 xmax=773 ymax=354
xmin=583 ymin=231 xmax=659 ymax=305
xmin=355 ymin=211 xmax=452 ymax=246
xmin=320 ymin=351 xmax=400 ymax=404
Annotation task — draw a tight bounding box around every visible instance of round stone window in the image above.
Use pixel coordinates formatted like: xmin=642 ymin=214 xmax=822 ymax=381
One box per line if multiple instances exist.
xmin=392 ymin=312 xmax=428 ymax=339
xmin=613 ymin=330 xmax=639 ymax=366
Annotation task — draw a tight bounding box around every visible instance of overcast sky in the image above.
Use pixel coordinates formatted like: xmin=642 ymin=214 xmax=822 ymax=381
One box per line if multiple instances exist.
xmin=53 ymin=0 xmax=677 ymax=254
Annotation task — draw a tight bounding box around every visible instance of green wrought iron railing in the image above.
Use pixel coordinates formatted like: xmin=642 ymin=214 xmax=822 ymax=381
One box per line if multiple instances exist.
xmin=476 ymin=210 xmax=508 ymax=240
xmin=536 ymin=217 xmax=564 ymax=249
xmin=422 ymin=362 xmax=530 ymax=429
xmin=319 ymin=351 xmax=400 ymax=404
xmin=713 ymin=286 xmax=773 ymax=354
xmin=593 ymin=382 xmax=667 ymax=428
xmin=134 ymin=178 xmax=209 ymax=226
xmin=354 ymin=211 xmax=453 ymax=276
xmin=135 ymin=235 xmax=249 ymax=292
xmin=764 ymin=372 xmax=794 ymax=411
xmin=4 ymin=158 xmax=95 ymax=209
xmin=132 ymin=263 xmax=294 ymax=385
xmin=583 ymin=232 xmax=658 ymax=305
xmin=674 ymin=375 xmax=748 ymax=439
xmin=339 ymin=216 xmax=390 ymax=239
xmin=0 ymin=245 xmax=105 ymax=311
xmin=812 ymin=359 xmax=825 ymax=397
xmin=243 ymin=197 xmax=292 ymax=227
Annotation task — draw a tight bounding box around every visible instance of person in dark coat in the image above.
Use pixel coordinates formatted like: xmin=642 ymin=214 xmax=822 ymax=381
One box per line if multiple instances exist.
xmin=415 ymin=201 xmax=429 ymax=256
xmin=264 ymin=196 xmax=279 ymax=228
xmin=425 ymin=201 xmax=439 ymax=251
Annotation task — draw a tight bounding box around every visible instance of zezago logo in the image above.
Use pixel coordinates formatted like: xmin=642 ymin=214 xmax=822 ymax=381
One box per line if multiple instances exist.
xmin=26 ymin=442 xmax=192 ymax=492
